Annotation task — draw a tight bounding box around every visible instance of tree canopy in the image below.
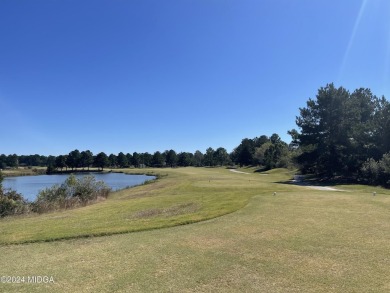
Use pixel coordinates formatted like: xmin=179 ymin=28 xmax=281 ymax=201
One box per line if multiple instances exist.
xmin=292 ymin=83 xmax=390 ymax=183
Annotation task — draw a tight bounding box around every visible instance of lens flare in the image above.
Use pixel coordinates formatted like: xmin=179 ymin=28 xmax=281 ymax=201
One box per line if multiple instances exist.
xmin=384 ymin=23 xmax=390 ymax=94
xmin=338 ymin=0 xmax=368 ymax=82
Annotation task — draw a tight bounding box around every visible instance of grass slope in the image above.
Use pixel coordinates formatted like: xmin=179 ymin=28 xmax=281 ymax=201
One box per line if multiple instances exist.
xmin=0 ymin=167 xmax=290 ymax=245
xmin=1 ymin=167 xmax=390 ymax=292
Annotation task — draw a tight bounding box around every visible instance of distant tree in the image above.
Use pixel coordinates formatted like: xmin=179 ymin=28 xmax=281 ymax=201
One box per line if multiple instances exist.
xmin=80 ymin=150 xmax=94 ymax=170
xmin=253 ymin=135 xmax=269 ymax=148
xmin=55 ymin=155 xmax=67 ymax=171
xmin=233 ymin=139 xmax=255 ymax=167
xmin=270 ymin=133 xmax=281 ymax=144
xmin=254 ymin=142 xmax=273 ymax=166
xmin=94 ymin=152 xmax=109 ymax=170
xmin=126 ymin=153 xmax=133 ymax=167
xmin=46 ymin=164 xmax=56 ymax=174
xmin=193 ymin=150 xmax=204 ymax=167
xmin=66 ymin=149 xmax=81 ymax=170
xmin=372 ymin=97 xmax=390 ymax=157
xmin=34 ymin=154 xmax=44 ymax=166
xmin=41 ymin=155 xmax=49 ymax=166
xmin=265 ymin=141 xmax=290 ymax=169
xmin=132 ymin=152 xmax=140 ymax=167
xmin=203 ymin=147 xmax=215 ymax=166
xmin=0 ymin=155 xmax=6 ymax=169
xmin=47 ymin=155 xmax=56 ymax=167
xmin=7 ymin=154 xmax=19 ymax=168
xmin=177 ymin=152 xmax=193 ymax=167
xmin=287 ymin=129 xmax=300 ymax=150
xmin=213 ymin=147 xmax=231 ymax=166
xmin=117 ymin=152 xmax=128 ymax=168
xmin=141 ymin=153 xmax=153 ymax=167
xmin=108 ymin=154 xmax=117 ymax=168
xmin=20 ymin=154 xmax=41 ymax=166
xmin=165 ymin=150 xmax=178 ymax=167
xmin=17 ymin=155 xmax=26 ymax=166
xmin=152 ymin=151 xmax=165 ymax=167
xmin=253 ymin=134 xmax=290 ymax=169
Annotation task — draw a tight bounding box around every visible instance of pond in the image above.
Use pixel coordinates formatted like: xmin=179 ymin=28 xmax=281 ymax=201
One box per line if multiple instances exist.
xmin=2 ymin=172 xmax=156 ymax=202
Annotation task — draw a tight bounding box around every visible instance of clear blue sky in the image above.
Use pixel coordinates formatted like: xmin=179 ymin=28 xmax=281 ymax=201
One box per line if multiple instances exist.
xmin=1 ymin=0 xmax=389 ymax=156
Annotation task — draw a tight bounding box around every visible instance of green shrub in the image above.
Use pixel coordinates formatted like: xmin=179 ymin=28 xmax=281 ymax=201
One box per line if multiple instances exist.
xmin=379 ymin=153 xmax=390 ymax=186
xmin=33 ymin=174 xmax=111 ymax=213
xmin=0 ymin=189 xmax=28 ymax=218
xmin=360 ymin=153 xmax=390 ymax=186
xmin=0 ymin=171 xmax=28 ymax=217
xmin=360 ymin=158 xmax=380 ymax=185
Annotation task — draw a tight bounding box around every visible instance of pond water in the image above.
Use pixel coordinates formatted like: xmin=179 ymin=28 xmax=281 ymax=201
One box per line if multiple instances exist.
xmin=2 ymin=173 xmax=155 ymax=202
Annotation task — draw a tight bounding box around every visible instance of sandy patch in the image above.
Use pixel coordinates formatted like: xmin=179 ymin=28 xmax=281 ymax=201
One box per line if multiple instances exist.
xmin=229 ymin=169 xmax=268 ymax=175
xmin=229 ymin=169 xmax=250 ymax=174
xmin=305 ymin=186 xmax=345 ymax=191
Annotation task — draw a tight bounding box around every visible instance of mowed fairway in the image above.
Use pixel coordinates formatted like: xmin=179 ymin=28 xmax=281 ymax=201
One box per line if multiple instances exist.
xmin=1 ymin=167 xmax=390 ymax=292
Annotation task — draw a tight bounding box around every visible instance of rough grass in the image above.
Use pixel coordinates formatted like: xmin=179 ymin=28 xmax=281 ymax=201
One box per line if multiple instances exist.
xmin=1 ymin=167 xmax=390 ymax=292
xmin=1 ymin=167 xmax=47 ymax=177
xmin=132 ymin=202 xmax=200 ymax=219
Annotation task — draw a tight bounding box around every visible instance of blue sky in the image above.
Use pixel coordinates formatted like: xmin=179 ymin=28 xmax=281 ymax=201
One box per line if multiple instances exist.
xmin=1 ymin=0 xmax=389 ymax=156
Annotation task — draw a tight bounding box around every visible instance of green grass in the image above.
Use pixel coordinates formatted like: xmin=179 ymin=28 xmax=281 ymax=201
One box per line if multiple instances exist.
xmin=0 ymin=167 xmax=290 ymax=245
xmin=1 ymin=167 xmax=390 ymax=292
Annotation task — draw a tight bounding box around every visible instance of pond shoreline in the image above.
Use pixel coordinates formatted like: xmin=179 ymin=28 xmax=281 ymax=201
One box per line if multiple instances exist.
xmin=46 ymin=169 xmax=104 ymax=175
xmin=3 ymin=172 xmax=156 ymax=202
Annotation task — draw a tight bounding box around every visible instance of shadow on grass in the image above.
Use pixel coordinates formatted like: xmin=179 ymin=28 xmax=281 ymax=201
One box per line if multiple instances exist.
xmin=254 ymin=166 xmax=269 ymax=173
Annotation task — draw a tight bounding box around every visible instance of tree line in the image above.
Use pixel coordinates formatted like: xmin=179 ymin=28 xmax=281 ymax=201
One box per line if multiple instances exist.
xmin=0 ymin=134 xmax=293 ymax=172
